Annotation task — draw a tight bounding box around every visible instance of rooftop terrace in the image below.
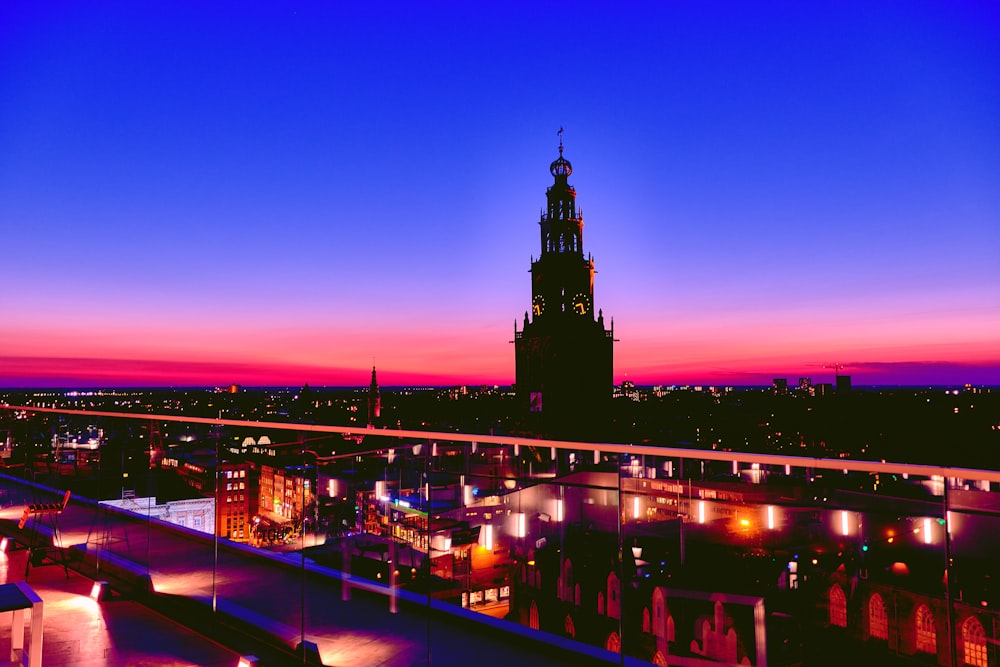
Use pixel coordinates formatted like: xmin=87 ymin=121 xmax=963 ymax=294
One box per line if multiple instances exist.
xmin=2 ymin=405 xmax=999 ymax=666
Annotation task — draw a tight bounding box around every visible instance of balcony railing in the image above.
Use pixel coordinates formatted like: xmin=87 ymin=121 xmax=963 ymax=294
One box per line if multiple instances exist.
xmin=2 ymin=404 xmax=1000 ymax=667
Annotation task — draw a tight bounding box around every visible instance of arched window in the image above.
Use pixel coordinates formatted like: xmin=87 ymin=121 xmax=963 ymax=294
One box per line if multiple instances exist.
xmin=869 ymin=593 xmax=888 ymax=640
xmin=915 ymin=605 xmax=936 ymax=655
xmin=652 ymin=587 xmax=675 ymax=650
xmin=597 ymin=591 xmax=605 ymax=615
xmin=651 ymin=651 xmax=668 ymax=667
xmin=607 ymin=571 xmax=621 ymax=620
xmin=829 ymin=585 xmax=847 ymax=628
xmin=605 ymin=631 xmax=621 ymax=654
xmin=561 ymin=559 xmax=575 ymax=603
xmin=564 ymin=614 xmax=576 ymax=639
xmin=962 ymin=616 xmax=988 ymax=667
xmin=529 ymin=600 xmax=539 ymax=631
xmin=643 ymin=607 xmax=651 ymax=633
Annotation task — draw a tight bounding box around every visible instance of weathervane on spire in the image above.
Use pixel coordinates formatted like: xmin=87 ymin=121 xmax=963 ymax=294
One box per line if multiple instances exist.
xmin=557 ymin=126 xmax=564 ymax=155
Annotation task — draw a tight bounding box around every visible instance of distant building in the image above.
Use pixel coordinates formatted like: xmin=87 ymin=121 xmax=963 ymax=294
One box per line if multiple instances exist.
xmin=513 ymin=137 xmax=614 ymax=438
xmin=101 ymin=496 xmax=214 ymax=535
xmin=216 ymin=461 xmax=259 ymax=542
xmin=174 ymin=455 xmax=216 ymax=494
xmin=614 ymin=380 xmax=640 ymax=402
xmin=260 ymin=463 xmax=314 ymax=525
xmin=773 ymin=378 xmax=788 ymax=395
xmin=836 ymin=375 xmax=851 ymax=394
xmin=798 ymin=377 xmax=812 ymax=392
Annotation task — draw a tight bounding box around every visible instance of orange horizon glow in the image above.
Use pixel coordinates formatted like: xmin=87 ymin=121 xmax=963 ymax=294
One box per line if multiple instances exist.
xmin=2 ymin=352 xmax=998 ymax=389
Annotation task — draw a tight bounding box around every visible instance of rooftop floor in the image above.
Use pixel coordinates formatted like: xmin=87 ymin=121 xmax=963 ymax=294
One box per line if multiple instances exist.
xmin=0 ymin=547 xmax=238 ymax=667
xmin=0 ymin=478 xmax=616 ymax=667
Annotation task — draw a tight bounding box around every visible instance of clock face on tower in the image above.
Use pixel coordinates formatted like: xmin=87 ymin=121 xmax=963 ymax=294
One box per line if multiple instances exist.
xmin=572 ymin=292 xmax=591 ymax=315
xmin=532 ymin=294 xmax=545 ymax=316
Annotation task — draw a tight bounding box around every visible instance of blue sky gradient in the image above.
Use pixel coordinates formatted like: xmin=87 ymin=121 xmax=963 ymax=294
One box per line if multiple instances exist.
xmin=2 ymin=2 xmax=998 ymax=387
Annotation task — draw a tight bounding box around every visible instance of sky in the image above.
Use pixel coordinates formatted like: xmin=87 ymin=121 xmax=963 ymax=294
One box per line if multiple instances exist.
xmin=1 ymin=2 xmax=998 ymax=388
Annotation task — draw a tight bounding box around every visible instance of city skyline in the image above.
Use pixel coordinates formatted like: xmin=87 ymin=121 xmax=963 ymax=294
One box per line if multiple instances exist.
xmin=2 ymin=3 xmax=998 ymax=388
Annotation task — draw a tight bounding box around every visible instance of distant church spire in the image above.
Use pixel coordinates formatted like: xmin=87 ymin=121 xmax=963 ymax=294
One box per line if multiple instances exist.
xmin=367 ymin=365 xmax=381 ymax=426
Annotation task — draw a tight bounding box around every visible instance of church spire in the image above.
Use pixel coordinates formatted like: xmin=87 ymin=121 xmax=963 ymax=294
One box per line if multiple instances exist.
xmin=367 ymin=365 xmax=381 ymax=426
xmin=514 ymin=136 xmax=614 ymax=439
xmin=541 ymin=130 xmax=581 ymax=256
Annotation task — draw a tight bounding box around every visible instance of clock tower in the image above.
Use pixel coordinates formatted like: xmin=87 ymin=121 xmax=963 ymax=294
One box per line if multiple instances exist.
xmin=514 ymin=137 xmax=614 ymax=438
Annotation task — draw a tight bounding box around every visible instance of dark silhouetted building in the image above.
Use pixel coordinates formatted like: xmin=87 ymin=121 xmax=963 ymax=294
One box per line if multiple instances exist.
xmin=368 ymin=366 xmax=381 ymax=426
xmin=513 ymin=138 xmax=614 ymax=438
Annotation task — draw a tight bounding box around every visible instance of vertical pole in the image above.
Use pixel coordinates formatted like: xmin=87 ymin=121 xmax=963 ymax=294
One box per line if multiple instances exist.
xmin=389 ymin=534 xmax=398 ymax=613
xmin=212 ymin=415 xmax=220 ymax=613
xmin=341 ymin=537 xmax=351 ymax=601
xmin=616 ymin=453 xmax=625 ymax=665
xmin=943 ymin=484 xmax=957 ymax=667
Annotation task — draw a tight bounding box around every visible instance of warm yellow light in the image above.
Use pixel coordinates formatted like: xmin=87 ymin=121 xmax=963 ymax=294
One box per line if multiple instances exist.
xmin=740 ymin=519 xmax=750 ymax=527
xmin=483 ymin=524 xmax=493 ymax=551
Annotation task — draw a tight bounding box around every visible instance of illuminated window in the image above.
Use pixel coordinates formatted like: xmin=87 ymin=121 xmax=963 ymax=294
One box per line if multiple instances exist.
xmin=962 ymin=616 xmax=987 ymax=667
xmin=529 ymin=600 xmax=539 ymax=630
xmin=564 ymin=614 xmax=576 ymax=639
xmin=829 ymin=585 xmax=847 ymax=628
xmin=651 ymin=651 xmax=668 ymax=667
xmin=915 ymin=605 xmax=936 ymax=654
xmin=605 ymin=631 xmax=621 ymax=654
xmin=868 ymin=593 xmax=888 ymax=640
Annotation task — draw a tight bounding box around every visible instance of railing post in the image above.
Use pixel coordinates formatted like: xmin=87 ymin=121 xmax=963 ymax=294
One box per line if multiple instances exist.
xmin=389 ymin=538 xmax=398 ymax=614
xmin=341 ymin=538 xmax=351 ymax=601
xmin=943 ymin=483 xmax=957 ymax=667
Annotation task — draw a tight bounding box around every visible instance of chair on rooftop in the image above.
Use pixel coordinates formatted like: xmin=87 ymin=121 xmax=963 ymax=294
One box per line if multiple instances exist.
xmin=17 ymin=488 xmax=71 ymax=579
